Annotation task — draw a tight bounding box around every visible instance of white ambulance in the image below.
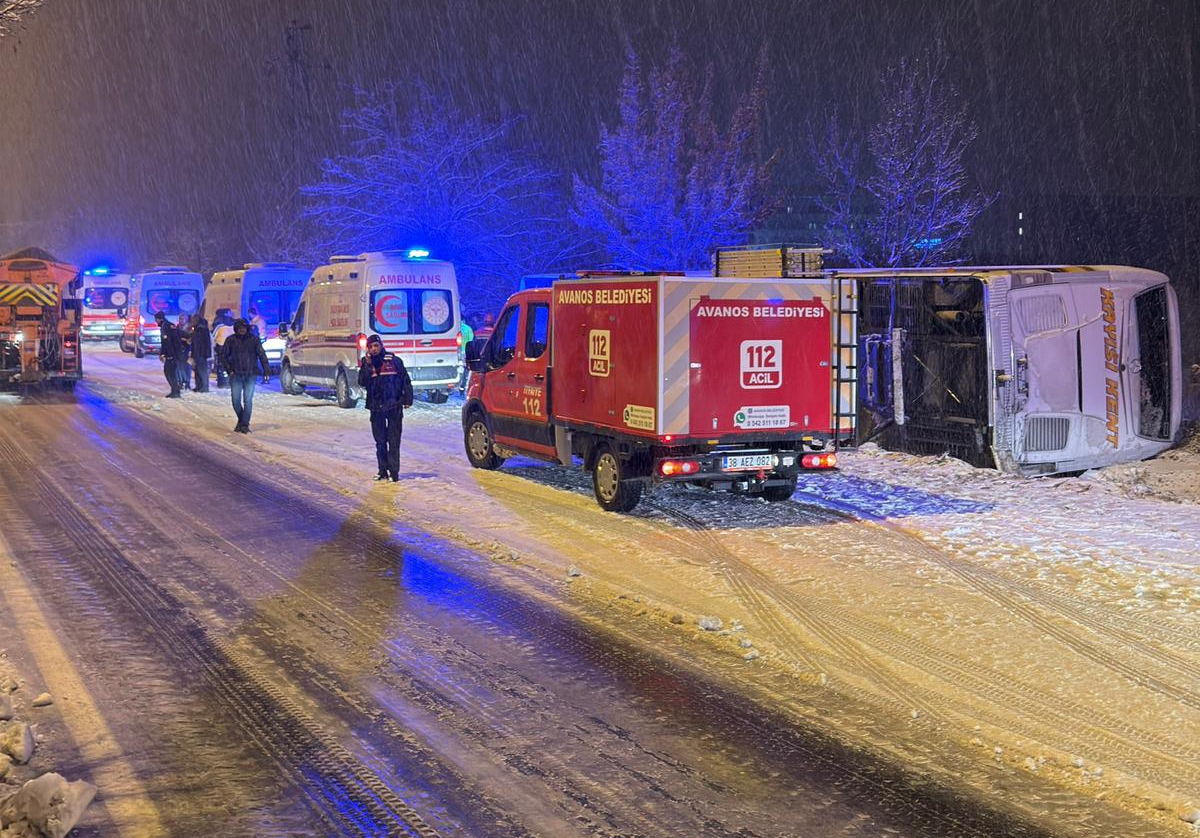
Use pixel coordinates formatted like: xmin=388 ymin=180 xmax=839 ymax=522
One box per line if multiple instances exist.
xmin=120 ymin=266 xmax=205 ymax=357
xmin=204 ymin=262 xmax=310 ymax=370
xmin=280 ymin=251 xmax=461 ymax=406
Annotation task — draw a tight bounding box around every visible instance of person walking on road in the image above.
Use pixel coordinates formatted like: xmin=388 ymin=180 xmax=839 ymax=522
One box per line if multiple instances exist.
xmin=222 ymin=318 xmax=271 ymax=433
xmin=190 ymin=313 xmax=212 ymax=392
xmin=357 ymin=334 xmax=413 ymax=482
xmin=212 ymin=309 xmax=234 ymax=388
xmin=154 ymin=311 xmax=183 ymax=398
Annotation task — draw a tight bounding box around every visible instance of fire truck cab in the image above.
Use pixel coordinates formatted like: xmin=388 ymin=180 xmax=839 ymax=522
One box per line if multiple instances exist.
xmin=463 ymin=270 xmax=857 ymax=512
xmin=0 ymin=247 xmax=84 ymax=390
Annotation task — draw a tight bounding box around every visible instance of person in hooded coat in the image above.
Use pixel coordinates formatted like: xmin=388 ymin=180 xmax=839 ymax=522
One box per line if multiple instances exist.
xmin=222 ymin=318 xmax=271 ymax=433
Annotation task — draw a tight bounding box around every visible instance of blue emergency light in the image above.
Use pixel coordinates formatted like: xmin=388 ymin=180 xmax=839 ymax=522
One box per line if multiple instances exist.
xmin=406 ymin=248 xmax=430 ymax=259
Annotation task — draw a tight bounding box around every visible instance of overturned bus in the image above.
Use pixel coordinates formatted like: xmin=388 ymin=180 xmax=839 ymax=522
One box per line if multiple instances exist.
xmin=847 ymin=265 xmax=1182 ymax=476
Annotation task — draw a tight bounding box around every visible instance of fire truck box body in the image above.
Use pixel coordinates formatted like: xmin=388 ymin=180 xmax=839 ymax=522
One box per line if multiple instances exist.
xmin=464 ymin=272 xmax=852 ymax=511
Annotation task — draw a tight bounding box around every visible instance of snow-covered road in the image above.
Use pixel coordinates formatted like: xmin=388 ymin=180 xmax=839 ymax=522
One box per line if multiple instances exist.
xmin=2 ymin=343 xmax=1197 ymax=837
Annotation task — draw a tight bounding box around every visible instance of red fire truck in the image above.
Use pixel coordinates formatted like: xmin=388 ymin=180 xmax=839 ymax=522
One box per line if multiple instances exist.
xmin=463 ymin=270 xmax=857 ymax=511
xmin=0 ymin=248 xmax=84 ymax=390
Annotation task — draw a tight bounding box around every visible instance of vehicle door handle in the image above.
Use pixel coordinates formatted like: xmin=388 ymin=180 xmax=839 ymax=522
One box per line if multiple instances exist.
xmin=506 ymin=372 xmax=516 ymax=379
xmin=533 ymin=374 xmax=545 ymax=382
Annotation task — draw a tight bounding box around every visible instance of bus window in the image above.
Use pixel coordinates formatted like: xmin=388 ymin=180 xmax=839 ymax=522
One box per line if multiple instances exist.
xmin=1134 ymin=285 xmax=1172 ymax=440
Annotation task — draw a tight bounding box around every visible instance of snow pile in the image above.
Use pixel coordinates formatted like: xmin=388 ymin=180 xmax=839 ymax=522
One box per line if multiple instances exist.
xmin=0 ymin=773 xmax=95 ymax=838
xmin=0 ymin=674 xmax=93 ymax=838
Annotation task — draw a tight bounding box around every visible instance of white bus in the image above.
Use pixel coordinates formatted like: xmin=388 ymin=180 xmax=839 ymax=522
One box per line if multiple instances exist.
xmin=281 ymin=251 xmax=462 ymax=406
xmin=849 ymin=265 xmax=1182 ymax=475
xmin=204 ymin=262 xmax=309 ymax=370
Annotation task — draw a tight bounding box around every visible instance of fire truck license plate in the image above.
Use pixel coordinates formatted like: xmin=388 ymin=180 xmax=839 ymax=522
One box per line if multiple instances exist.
xmin=722 ymin=454 xmax=774 ymax=471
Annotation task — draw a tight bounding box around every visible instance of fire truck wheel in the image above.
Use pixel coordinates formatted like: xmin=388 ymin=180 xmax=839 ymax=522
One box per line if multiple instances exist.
xmin=335 ymin=369 xmax=357 ymax=408
xmin=465 ymin=414 xmax=505 ymax=469
xmin=760 ymin=475 xmax=799 ymax=502
xmin=592 ymin=445 xmax=643 ymax=513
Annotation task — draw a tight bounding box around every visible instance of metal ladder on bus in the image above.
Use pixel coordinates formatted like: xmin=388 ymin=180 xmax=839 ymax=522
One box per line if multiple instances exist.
xmin=831 ymin=274 xmax=858 ymax=449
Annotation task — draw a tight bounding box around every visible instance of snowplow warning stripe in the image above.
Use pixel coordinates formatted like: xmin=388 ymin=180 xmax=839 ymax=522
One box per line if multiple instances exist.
xmin=0 ymin=533 xmax=166 ymax=837
xmin=0 ymin=283 xmax=58 ymax=306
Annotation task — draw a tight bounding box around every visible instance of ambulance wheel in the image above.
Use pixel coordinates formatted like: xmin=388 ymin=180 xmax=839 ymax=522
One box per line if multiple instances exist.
xmin=592 ymin=445 xmax=643 ymax=513
xmin=334 ymin=368 xmax=357 ymax=408
xmin=119 ymin=335 xmax=132 ymax=354
xmin=134 ymin=341 xmax=145 ymax=359
xmin=465 ymin=414 xmax=504 ymax=469
xmin=280 ymin=362 xmax=303 ymax=395
xmin=427 ymin=389 xmax=449 ymax=404
xmin=760 ymin=475 xmax=798 ymax=502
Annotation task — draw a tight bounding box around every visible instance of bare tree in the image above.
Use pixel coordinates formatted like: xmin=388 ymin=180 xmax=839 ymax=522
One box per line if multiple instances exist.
xmin=304 ymin=85 xmax=588 ymax=315
xmin=814 ymin=51 xmax=994 ymax=267
xmin=0 ymin=0 xmax=45 ymax=37
xmin=572 ymin=45 xmax=778 ymax=270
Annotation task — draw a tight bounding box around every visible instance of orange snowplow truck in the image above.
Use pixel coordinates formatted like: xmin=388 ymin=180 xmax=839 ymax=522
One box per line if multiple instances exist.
xmin=0 ymin=247 xmax=84 ymax=390
xmin=463 ymin=267 xmax=857 ymax=512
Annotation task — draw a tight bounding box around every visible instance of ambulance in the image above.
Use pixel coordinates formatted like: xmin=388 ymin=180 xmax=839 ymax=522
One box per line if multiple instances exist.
xmin=119 ymin=267 xmax=205 ymax=357
xmin=463 ymin=271 xmax=858 ymax=512
xmin=204 ymin=262 xmax=309 ymax=370
xmin=280 ymin=251 xmax=462 ymax=406
xmin=76 ymin=267 xmax=132 ymax=340
xmin=845 ymin=265 xmax=1182 ymax=475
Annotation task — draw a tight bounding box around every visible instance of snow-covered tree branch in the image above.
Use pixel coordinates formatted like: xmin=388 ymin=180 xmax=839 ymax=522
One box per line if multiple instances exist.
xmin=814 ymin=51 xmax=994 ymax=268
xmin=303 ymin=85 xmax=587 ymax=315
xmin=572 ymin=46 xmax=778 ymax=271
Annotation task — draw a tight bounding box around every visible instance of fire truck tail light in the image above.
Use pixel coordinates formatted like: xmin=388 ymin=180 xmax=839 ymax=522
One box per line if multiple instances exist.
xmin=660 ymin=460 xmax=700 ymax=476
xmin=801 ymin=453 xmax=838 ymax=469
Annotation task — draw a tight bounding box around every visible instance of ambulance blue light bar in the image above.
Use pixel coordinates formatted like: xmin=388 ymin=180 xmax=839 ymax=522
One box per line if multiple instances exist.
xmin=406 ymin=248 xmax=430 ymax=259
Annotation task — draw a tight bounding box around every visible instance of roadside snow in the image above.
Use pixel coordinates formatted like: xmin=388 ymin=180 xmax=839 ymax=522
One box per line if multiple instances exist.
xmin=72 ymin=345 xmax=1200 ymax=835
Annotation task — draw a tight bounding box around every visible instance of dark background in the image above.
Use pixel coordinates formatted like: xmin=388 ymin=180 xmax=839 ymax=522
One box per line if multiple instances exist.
xmin=1 ymin=0 xmax=1196 ymax=359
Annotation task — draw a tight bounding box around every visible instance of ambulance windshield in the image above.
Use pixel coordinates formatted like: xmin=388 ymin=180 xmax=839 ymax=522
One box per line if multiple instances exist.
xmin=145 ymin=288 xmax=200 ymax=319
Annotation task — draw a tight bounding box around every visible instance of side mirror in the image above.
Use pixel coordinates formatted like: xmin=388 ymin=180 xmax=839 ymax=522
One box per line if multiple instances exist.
xmin=278 ymin=322 xmax=289 ymax=337
xmin=464 ymin=337 xmax=487 ymax=364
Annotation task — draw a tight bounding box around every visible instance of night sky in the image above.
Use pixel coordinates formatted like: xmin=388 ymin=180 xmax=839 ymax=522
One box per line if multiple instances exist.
xmin=1 ymin=0 xmax=1197 ymax=349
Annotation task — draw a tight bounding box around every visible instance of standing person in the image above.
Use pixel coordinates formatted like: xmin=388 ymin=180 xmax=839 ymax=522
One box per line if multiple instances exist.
xmin=190 ymin=313 xmax=212 ymax=392
xmin=222 ymin=318 xmax=271 ymax=433
xmin=176 ymin=314 xmax=193 ymax=391
xmin=212 ymin=309 xmax=234 ymax=388
xmin=248 ymin=306 xmax=267 ymax=339
xmin=357 ymin=334 xmax=413 ymax=482
xmin=457 ymin=316 xmax=475 ymax=393
xmin=154 ymin=311 xmax=183 ymax=398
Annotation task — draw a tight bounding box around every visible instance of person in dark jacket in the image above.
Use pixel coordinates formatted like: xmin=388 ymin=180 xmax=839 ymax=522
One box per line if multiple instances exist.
xmin=357 ymin=334 xmax=413 ymax=481
xmin=211 ymin=309 xmax=235 ymax=387
xmin=190 ymin=314 xmax=212 ymax=392
xmin=222 ymin=318 xmax=271 ymax=433
xmin=176 ymin=314 xmax=194 ymax=391
xmin=154 ymin=310 xmax=183 ymax=398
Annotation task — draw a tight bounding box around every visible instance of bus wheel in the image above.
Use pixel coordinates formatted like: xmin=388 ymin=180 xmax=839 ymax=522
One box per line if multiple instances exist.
xmin=280 ymin=362 xmax=303 ymax=395
xmin=592 ymin=444 xmax=643 ymax=513
xmin=427 ymin=389 xmax=449 ymax=404
xmin=334 ymin=369 xmax=357 ymax=408
xmin=465 ymin=413 xmax=505 ymax=469
xmin=760 ymin=474 xmax=798 ymax=502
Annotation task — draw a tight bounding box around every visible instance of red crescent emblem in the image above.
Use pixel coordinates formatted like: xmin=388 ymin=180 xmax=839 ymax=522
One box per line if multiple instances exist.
xmin=375 ymin=293 xmax=401 ymax=329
